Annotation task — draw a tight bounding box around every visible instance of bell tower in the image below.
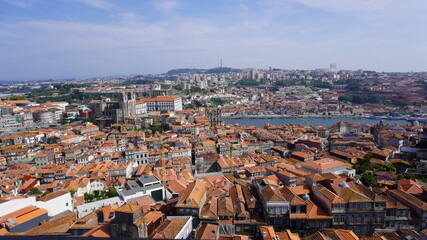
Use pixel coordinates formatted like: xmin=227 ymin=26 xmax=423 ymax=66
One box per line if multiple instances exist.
xmin=119 ymin=92 xmax=136 ymax=122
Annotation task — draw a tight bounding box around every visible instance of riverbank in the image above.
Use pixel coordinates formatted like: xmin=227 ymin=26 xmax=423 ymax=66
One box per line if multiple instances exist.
xmin=224 ymin=117 xmax=409 ymax=128
xmin=225 ymin=114 xmax=375 ymax=119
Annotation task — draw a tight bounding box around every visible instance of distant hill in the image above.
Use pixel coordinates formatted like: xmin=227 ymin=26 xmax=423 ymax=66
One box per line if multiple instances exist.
xmin=166 ymin=68 xmax=205 ymax=75
xmin=206 ymin=67 xmax=241 ymax=74
xmin=166 ymin=67 xmax=241 ymax=75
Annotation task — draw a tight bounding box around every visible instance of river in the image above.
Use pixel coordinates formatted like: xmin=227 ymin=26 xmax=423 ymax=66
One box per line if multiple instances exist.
xmin=224 ymin=117 xmax=409 ymax=128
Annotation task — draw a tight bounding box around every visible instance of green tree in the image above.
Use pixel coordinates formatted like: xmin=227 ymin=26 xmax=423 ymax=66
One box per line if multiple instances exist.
xmin=173 ymin=84 xmax=184 ymax=91
xmin=160 ymin=123 xmax=170 ymax=131
xmin=259 ymin=78 xmax=268 ymax=84
xmin=84 ymin=116 xmax=96 ymax=124
xmin=357 ymin=152 xmax=379 ymax=187
xmin=361 ymin=170 xmax=377 ymax=187
xmin=338 ymin=93 xmax=400 ymax=107
xmin=347 ymin=81 xmax=363 ymax=91
xmin=190 ymin=86 xmax=204 ymax=92
xmin=70 ymin=90 xmax=85 ymax=101
xmin=211 ymin=98 xmax=226 ymax=106
xmin=363 ymin=152 xmax=373 ymax=162
xmin=185 ymin=100 xmax=205 ymax=109
xmin=311 ymin=80 xmax=333 ymax=89
xmin=107 ymin=187 xmax=118 ymax=198
xmin=274 ymin=79 xmax=307 ymax=87
xmin=10 ymin=95 xmax=27 ymax=100
xmin=93 ymin=190 xmax=100 ymax=197
xmin=42 ymin=191 xmax=51 ymax=196
xmin=28 ymin=188 xmax=41 ymax=195
xmin=194 ymin=100 xmax=204 ymax=107
xmin=380 ymin=162 xmax=397 ymax=174
xmin=84 ymin=192 xmax=95 ymax=202
xmin=357 ymin=152 xmax=374 ymax=174
xmin=69 ymin=190 xmax=76 ymax=197
xmin=161 ymin=84 xmax=171 ymax=89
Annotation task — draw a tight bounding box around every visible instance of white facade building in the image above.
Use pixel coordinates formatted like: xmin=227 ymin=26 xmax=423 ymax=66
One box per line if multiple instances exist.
xmin=35 ymin=191 xmax=73 ymax=217
xmin=135 ymin=101 xmax=147 ymax=115
xmin=0 ymin=192 xmax=73 ymax=218
xmin=0 ymin=196 xmax=37 ymax=217
xmin=140 ymin=96 xmax=183 ymax=112
xmin=76 ymin=196 xmax=125 ymax=218
xmin=166 ymin=216 xmax=193 ymax=239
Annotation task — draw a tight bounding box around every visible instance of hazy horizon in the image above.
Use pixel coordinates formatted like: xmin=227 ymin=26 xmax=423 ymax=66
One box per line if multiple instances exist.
xmin=1 ymin=0 xmax=427 ymax=81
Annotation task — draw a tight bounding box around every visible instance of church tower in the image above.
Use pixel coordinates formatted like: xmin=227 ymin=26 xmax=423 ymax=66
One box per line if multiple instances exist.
xmin=119 ymin=92 xmax=136 ymax=122
xmin=206 ymin=107 xmax=224 ymax=127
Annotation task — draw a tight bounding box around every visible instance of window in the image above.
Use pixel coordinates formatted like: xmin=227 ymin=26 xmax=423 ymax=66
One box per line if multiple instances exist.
xmin=334 ymin=216 xmax=339 ymax=223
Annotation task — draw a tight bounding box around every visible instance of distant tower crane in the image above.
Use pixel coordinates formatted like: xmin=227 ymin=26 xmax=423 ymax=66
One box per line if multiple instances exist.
xmin=229 ymin=143 xmax=235 ymax=183
xmin=156 ymin=133 xmax=168 ymax=190
xmin=160 ymin=141 xmax=167 ymax=189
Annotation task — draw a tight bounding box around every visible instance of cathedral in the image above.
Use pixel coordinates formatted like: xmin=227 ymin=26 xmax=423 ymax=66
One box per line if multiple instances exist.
xmin=205 ymin=107 xmax=224 ymax=127
xmin=89 ymin=92 xmax=137 ymax=128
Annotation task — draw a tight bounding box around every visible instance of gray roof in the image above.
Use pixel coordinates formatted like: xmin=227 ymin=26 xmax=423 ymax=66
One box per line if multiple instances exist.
xmin=120 ymin=183 xmax=163 ymax=197
xmin=120 ymin=176 xmax=163 ymax=197
xmin=138 ymin=175 xmax=160 ymax=184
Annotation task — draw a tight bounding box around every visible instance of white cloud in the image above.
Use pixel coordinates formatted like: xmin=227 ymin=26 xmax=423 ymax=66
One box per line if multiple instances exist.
xmin=9 ymin=20 xmax=168 ymax=51
xmin=1 ymin=0 xmax=427 ymax=80
xmin=74 ymin=0 xmax=112 ymax=9
xmin=2 ymin=0 xmax=39 ymax=8
xmin=290 ymin=0 xmax=427 ymax=19
xmin=290 ymin=0 xmax=384 ymax=12
xmin=117 ymin=12 xmax=145 ymax=23
xmin=153 ymin=0 xmax=180 ymax=14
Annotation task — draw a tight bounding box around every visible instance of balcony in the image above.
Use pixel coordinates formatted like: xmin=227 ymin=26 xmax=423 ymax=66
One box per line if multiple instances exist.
xmin=399 ymin=225 xmax=415 ymax=230
xmin=332 ymin=209 xmax=346 ymax=213
xmin=347 ymin=208 xmax=372 ymax=212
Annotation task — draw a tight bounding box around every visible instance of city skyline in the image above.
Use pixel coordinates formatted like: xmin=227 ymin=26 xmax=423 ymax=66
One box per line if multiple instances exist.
xmin=1 ymin=0 xmax=427 ymax=81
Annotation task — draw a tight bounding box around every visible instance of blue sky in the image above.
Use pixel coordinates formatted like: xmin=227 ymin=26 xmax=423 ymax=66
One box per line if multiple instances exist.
xmin=0 ymin=0 xmax=426 ymax=81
